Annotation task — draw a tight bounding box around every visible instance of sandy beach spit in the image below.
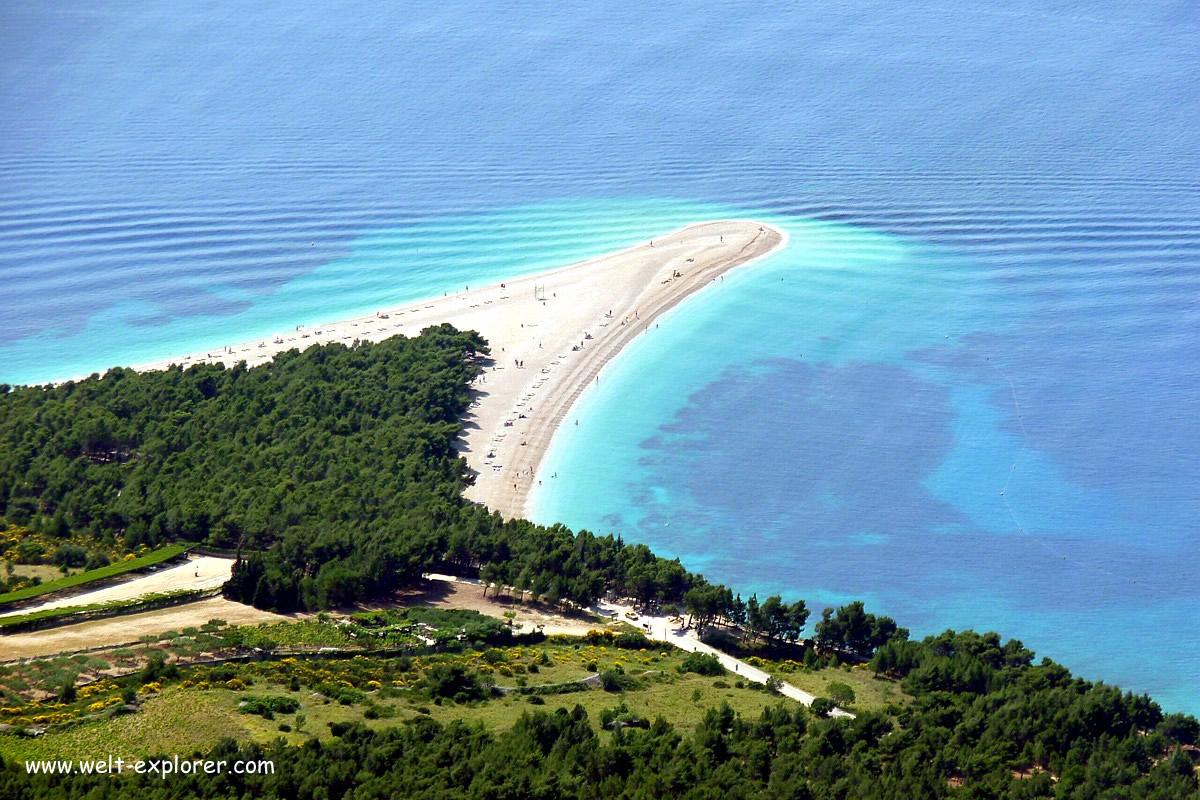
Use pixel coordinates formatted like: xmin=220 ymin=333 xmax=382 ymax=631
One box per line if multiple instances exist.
xmin=129 ymin=220 xmax=785 ymax=519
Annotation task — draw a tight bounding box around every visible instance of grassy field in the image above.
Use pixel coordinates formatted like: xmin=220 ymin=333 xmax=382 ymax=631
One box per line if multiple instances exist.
xmin=768 ymin=663 xmax=908 ymax=711
xmin=1 ymin=640 xmax=865 ymax=763
xmin=0 ymin=562 xmax=71 ymax=584
xmin=0 ymin=686 xmax=255 ymax=763
xmin=0 ymin=544 xmax=191 ymax=608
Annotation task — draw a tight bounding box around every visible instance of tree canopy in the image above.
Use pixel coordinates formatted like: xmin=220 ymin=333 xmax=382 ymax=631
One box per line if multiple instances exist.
xmin=5 ymin=632 xmax=1199 ymax=800
xmin=1 ymin=332 xmax=1197 ymax=797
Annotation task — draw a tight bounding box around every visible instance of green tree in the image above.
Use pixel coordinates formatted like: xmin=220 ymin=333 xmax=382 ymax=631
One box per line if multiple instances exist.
xmin=826 ymin=681 xmax=856 ymax=707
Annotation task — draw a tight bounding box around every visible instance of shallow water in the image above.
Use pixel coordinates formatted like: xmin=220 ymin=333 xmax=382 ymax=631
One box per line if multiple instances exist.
xmin=2 ymin=1 xmax=1197 ymax=711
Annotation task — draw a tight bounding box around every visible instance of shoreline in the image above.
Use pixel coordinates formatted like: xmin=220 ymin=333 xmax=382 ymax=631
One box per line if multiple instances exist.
xmin=452 ymin=219 xmax=784 ymax=518
xmin=114 ymin=219 xmax=786 ymax=519
xmin=501 ymin=221 xmax=787 ymax=520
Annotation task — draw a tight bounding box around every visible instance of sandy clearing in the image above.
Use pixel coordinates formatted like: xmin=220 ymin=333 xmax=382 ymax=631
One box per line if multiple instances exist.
xmin=0 ymin=596 xmax=288 ymax=660
xmin=0 ymin=556 xmax=235 ymax=619
xmin=389 ymin=576 xmax=613 ymax=638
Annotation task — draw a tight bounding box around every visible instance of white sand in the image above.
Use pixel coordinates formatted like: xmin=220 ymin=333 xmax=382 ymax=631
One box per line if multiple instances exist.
xmin=129 ymin=220 xmax=786 ymax=519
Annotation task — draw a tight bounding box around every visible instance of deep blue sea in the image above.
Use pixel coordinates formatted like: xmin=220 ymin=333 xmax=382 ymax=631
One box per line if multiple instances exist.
xmin=2 ymin=2 xmax=1197 ymax=712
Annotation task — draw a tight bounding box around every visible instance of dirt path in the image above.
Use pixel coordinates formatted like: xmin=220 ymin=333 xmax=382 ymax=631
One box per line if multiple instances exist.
xmin=597 ymin=599 xmax=854 ymax=718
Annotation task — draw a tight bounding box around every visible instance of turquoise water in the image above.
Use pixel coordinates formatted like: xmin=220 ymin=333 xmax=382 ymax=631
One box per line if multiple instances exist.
xmin=2 ymin=2 xmax=1197 ymax=712
xmin=0 ymin=199 xmax=736 ymax=384
xmin=532 ymin=213 xmax=1199 ymax=712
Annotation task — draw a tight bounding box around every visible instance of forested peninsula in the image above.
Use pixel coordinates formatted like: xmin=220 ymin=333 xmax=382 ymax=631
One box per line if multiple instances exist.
xmin=0 ymin=330 xmax=1197 ymax=798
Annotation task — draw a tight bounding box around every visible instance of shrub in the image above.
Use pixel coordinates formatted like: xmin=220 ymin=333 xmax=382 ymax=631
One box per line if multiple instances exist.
xmin=678 ymin=652 xmax=725 ymax=676
xmin=421 ymin=664 xmax=486 ymax=702
xmin=239 ymin=695 xmax=300 ymax=718
xmin=518 ymin=682 xmax=589 ymax=697
xmin=527 ymin=695 xmax=545 ymax=705
xmin=826 ymin=681 xmax=856 ymax=707
xmin=599 ymin=670 xmax=626 ymax=692
xmin=601 ymin=703 xmax=650 ymax=730
xmin=84 ymin=552 xmax=111 ymax=571
xmin=137 ymin=654 xmax=178 ymax=685
xmin=811 ymin=697 xmax=835 ymax=718
xmin=206 ymin=665 xmax=237 ymax=683
xmin=15 ymin=541 xmax=45 ymax=564
xmin=315 ymin=682 xmax=367 ymax=705
xmin=614 ymin=632 xmax=651 ymax=650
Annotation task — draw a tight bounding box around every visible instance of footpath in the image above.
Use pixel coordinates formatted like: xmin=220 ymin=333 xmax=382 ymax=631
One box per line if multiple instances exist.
xmin=424 ymin=574 xmax=853 ymax=719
